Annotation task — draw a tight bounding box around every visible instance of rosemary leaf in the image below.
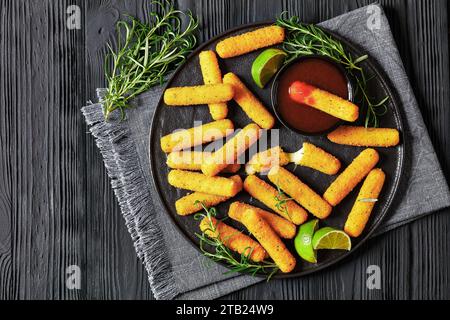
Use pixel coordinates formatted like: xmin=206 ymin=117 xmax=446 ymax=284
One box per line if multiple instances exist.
xmin=103 ymin=1 xmax=198 ymax=120
xmin=194 ymin=201 xmax=279 ymax=280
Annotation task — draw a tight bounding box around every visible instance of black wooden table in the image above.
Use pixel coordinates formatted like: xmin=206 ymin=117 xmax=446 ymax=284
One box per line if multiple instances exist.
xmin=0 ymin=0 xmax=449 ymax=300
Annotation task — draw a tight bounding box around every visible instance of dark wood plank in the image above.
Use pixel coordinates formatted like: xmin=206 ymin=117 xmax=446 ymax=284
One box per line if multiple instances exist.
xmin=0 ymin=0 xmax=86 ymax=299
xmin=84 ymin=0 xmax=154 ymax=300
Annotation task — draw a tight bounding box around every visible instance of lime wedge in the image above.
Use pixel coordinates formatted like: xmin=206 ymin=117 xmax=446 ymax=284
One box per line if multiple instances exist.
xmin=251 ymin=48 xmax=287 ymax=88
xmin=312 ymin=227 xmax=352 ymax=251
xmin=294 ymin=219 xmax=319 ymax=263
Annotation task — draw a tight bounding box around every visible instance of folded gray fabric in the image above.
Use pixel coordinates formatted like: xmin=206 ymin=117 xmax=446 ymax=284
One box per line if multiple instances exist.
xmin=82 ymin=4 xmax=450 ymax=300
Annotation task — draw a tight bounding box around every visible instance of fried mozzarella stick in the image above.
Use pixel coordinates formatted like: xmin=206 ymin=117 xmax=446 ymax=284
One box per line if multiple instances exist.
xmin=268 ymin=166 xmax=332 ymax=219
xmin=243 ymin=175 xmax=308 ymax=225
xmin=323 ymin=148 xmax=379 ymax=206
xmin=200 ymin=216 xmax=267 ymax=262
xmin=216 ymin=25 xmax=285 ymax=58
xmin=328 ymin=126 xmax=400 ymax=147
xmin=241 ymin=209 xmax=296 ymax=273
xmin=223 ymin=73 xmax=275 ymax=129
xmin=245 ymin=143 xmax=340 ymax=175
xmin=164 ymin=84 xmax=234 ymax=106
xmin=168 ymin=170 xmax=242 ymax=197
xmin=245 ymin=146 xmax=289 ymax=174
xmin=175 ymin=175 xmax=243 ymax=216
xmin=289 ymin=142 xmax=341 ymax=175
xmin=344 ymin=169 xmax=385 ymax=237
xmin=160 ymin=119 xmax=233 ymax=153
xmin=289 ymin=81 xmax=359 ymax=122
xmin=199 ymin=51 xmax=228 ymax=120
xmin=167 ymin=151 xmax=240 ymax=173
xmin=228 ymin=202 xmax=296 ymax=239
xmin=201 ymin=123 xmax=261 ymax=177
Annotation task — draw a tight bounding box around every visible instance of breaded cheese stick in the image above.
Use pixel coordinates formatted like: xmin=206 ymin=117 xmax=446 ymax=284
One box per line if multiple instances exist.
xmin=228 ymin=202 xmax=296 ymax=239
xmin=268 ymin=166 xmax=332 ymax=219
xmin=216 ymin=25 xmax=285 ymax=58
xmin=167 ymin=151 xmax=240 ymax=173
xmin=201 ymin=123 xmax=261 ymax=177
xmin=164 ymin=84 xmax=234 ymax=106
xmin=200 ymin=216 xmax=267 ymax=262
xmin=175 ymin=175 xmax=243 ymax=215
xmin=160 ymin=119 xmax=233 ymax=153
xmin=168 ymin=170 xmax=242 ymax=197
xmin=245 ymin=146 xmax=290 ymax=174
xmin=344 ymin=169 xmax=385 ymax=237
xmin=289 ymin=142 xmax=341 ymax=175
xmin=289 ymin=81 xmax=359 ymax=122
xmin=328 ymin=126 xmax=400 ymax=147
xmin=199 ymin=51 xmax=228 ymax=120
xmin=243 ymin=175 xmax=308 ymax=225
xmin=223 ymin=72 xmax=275 ymax=129
xmin=323 ymin=148 xmax=379 ymax=206
xmin=241 ymin=209 xmax=296 ymax=273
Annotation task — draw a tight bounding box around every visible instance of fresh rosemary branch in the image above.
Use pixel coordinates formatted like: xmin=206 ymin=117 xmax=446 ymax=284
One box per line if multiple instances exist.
xmin=274 ymin=186 xmax=293 ymax=220
xmin=193 ymin=201 xmax=279 ymax=280
xmin=103 ymin=2 xmax=198 ymax=120
xmin=276 ymin=13 xmax=388 ymax=127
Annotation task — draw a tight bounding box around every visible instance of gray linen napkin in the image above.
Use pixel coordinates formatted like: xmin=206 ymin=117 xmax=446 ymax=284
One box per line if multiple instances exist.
xmin=82 ymin=4 xmax=450 ymax=300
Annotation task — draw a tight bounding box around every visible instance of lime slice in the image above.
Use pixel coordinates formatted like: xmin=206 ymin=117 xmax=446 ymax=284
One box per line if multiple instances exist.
xmin=312 ymin=227 xmax=352 ymax=251
xmin=294 ymin=219 xmax=319 ymax=263
xmin=251 ymin=48 xmax=287 ymax=88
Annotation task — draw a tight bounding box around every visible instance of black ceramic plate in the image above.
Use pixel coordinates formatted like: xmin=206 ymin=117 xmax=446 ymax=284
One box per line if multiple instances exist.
xmin=149 ymin=22 xmax=405 ymax=278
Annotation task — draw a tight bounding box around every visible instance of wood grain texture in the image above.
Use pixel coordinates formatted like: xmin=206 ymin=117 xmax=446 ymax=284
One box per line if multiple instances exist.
xmin=0 ymin=0 xmax=448 ymax=300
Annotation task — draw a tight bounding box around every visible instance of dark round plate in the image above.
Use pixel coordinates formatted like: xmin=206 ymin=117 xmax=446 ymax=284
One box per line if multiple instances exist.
xmin=149 ymin=22 xmax=405 ymax=278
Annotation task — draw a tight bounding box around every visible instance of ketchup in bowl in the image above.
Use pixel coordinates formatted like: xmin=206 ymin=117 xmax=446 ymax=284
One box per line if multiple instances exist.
xmin=272 ymin=56 xmax=351 ymax=135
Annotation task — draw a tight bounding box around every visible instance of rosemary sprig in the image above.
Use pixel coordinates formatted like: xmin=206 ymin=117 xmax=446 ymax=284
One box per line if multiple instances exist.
xmin=274 ymin=186 xmax=293 ymax=220
xmin=193 ymin=201 xmax=279 ymax=280
xmin=276 ymin=13 xmax=388 ymax=127
xmin=103 ymin=1 xmax=198 ymax=120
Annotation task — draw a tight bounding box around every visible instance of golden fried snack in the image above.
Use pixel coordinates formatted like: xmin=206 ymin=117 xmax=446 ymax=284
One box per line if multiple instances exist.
xmin=199 ymin=51 xmax=228 ymax=120
xmin=268 ymin=166 xmax=332 ymax=219
xmin=323 ymin=148 xmax=379 ymax=206
xmin=160 ymin=119 xmax=234 ymax=153
xmin=223 ymin=72 xmax=275 ymax=129
xmin=241 ymin=209 xmax=296 ymax=273
xmin=344 ymin=169 xmax=385 ymax=237
xmin=228 ymin=202 xmax=296 ymax=239
xmin=164 ymin=84 xmax=234 ymax=106
xmin=200 ymin=216 xmax=267 ymax=262
xmin=327 ymin=125 xmax=400 ymax=147
xmin=168 ymin=170 xmax=242 ymax=197
xmin=167 ymin=151 xmax=240 ymax=173
xmin=291 ymin=142 xmax=341 ymax=175
xmin=243 ymin=175 xmax=308 ymax=225
xmin=289 ymin=81 xmax=359 ymax=122
xmin=245 ymin=146 xmax=290 ymax=174
xmin=201 ymin=123 xmax=261 ymax=177
xmin=175 ymin=175 xmax=243 ymax=215
xmin=216 ymin=26 xmax=285 ymax=58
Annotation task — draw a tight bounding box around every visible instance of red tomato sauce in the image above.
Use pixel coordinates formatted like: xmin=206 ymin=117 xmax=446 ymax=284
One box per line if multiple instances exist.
xmin=277 ymin=57 xmax=348 ymax=133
